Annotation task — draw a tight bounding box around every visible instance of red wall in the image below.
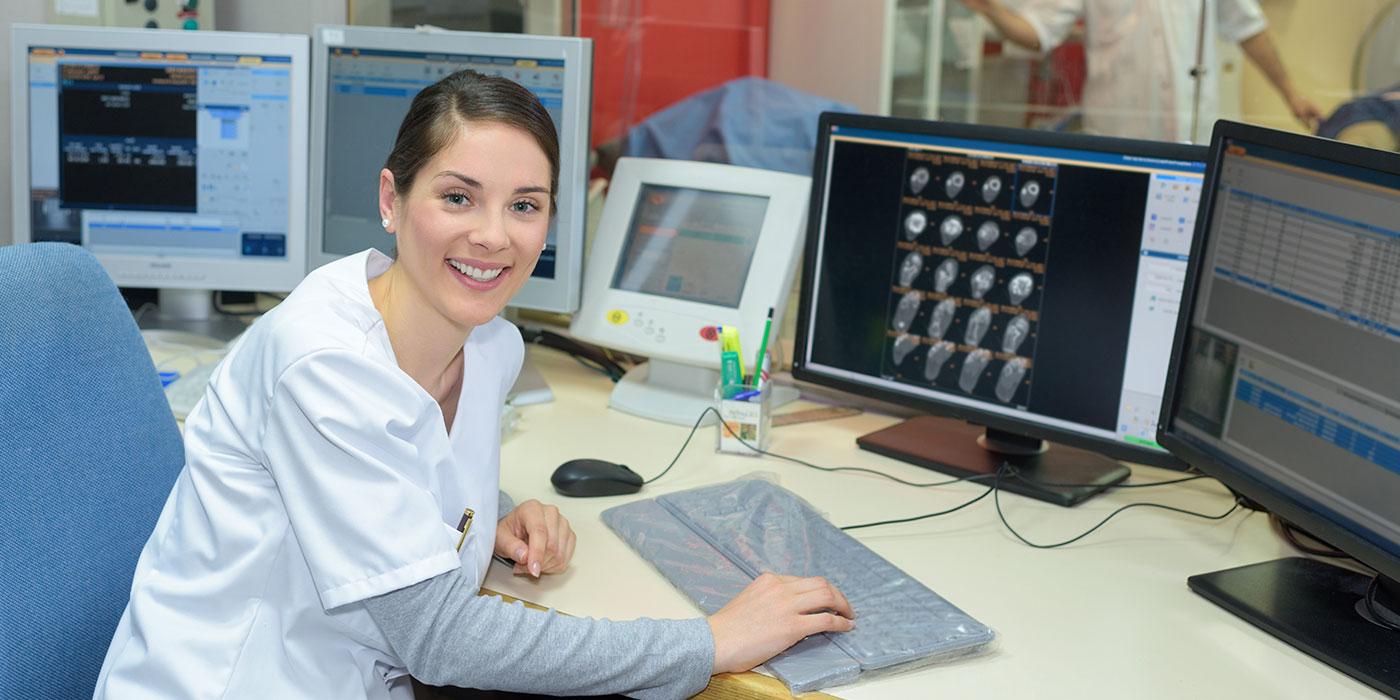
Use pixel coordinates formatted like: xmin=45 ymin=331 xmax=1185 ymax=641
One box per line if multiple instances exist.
xmin=578 ymin=0 xmax=769 ymax=148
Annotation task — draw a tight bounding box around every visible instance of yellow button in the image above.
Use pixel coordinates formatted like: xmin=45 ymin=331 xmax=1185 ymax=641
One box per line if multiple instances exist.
xmin=606 ymin=309 xmax=629 ymax=325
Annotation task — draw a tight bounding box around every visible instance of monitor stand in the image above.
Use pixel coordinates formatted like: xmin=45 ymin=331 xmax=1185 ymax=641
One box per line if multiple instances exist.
xmin=136 ymin=289 xmax=249 ymax=342
xmin=855 ymin=414 xmax=1129 ymax=507
xmin=610 ymin=359 xmax=800 ymax=426
xmin=1188 ymin=557 xmax=1399 ymax=697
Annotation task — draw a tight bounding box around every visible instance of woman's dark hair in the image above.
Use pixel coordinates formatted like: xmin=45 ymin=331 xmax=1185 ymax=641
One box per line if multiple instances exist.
xmin=384 ymin=70 xmax=560 ymax=214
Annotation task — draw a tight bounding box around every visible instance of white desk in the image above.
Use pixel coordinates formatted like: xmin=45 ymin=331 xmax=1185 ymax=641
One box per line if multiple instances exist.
xmin=484 ymin=346 xmax=1383 ymax=699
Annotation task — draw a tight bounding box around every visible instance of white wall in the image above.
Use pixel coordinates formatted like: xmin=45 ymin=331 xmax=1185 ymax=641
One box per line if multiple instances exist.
xmin=0 ymin=0 xmax=346 ymax=246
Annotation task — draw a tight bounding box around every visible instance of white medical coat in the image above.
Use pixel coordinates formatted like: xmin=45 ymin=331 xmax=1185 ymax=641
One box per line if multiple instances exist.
xmin=1018 ymin=0 xmax=1268 ymax=142
xmin=93 ymin=249 xmax=523 ymax=699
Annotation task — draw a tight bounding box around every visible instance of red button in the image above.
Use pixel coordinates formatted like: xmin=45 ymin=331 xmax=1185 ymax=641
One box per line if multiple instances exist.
xmin=699 ymin=325 xmax=719 ymax=341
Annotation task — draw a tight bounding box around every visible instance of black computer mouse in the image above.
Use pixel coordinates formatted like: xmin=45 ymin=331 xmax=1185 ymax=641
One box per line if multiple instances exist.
xmin=550 ymin=458 xmax=644 ymax=497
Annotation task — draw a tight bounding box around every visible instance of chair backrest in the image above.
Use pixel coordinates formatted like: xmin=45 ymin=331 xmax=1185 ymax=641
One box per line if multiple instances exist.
xmin=0 ymin=243 xmax=184 ymax=699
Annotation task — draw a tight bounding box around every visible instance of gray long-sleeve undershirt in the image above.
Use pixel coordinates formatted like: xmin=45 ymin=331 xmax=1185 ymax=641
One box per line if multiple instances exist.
xmin=362 ymin=564 xmax=714 ymax=700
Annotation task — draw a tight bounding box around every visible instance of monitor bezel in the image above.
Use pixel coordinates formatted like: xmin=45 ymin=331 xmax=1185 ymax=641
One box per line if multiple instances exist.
xmin=793 ymin=111 xmax=1207 ymax=470
xmin=10 ymin=24 xmax=310 ymax=293
xmin=307 ymin=25 xmax=591 ymax=313
xmin=1157 ymin=120 xmax=1400 ymax=584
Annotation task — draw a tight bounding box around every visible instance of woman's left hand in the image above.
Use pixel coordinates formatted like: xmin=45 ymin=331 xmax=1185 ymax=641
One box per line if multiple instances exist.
xmin=495 ymin=499 xmax=576 ymax=578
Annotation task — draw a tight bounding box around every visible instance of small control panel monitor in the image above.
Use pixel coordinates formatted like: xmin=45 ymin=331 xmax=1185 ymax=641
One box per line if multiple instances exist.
xmin=1160 ymin=121 xmax=1400 ymax=696
xmin=571 ymin=157 xmax=811 ymax=425
xmin=309 ymin=25 xmax=591 ymax=313
xmin=11 ymin=24 xmax=310 ymax=317
xmin=793 ymin=113 xmax=1207 ymax=505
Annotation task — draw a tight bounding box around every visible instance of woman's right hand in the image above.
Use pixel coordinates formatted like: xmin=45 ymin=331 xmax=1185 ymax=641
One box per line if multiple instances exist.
xmin=706 ymin=572 xmax=856 ymax=675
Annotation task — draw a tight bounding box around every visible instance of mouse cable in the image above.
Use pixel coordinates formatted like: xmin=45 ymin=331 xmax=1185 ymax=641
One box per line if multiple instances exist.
xmin=991 ymin=463 xmax=1243 ymax=549
xmin=644 ymin=406 xmax=996 ymax=488
xmin=1364 ymin=575 xmax=1400 ymax=633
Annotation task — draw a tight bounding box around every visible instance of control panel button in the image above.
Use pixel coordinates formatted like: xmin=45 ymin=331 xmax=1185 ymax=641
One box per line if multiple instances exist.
xmin=699 ymin=325 xmax=719 ymax=341
xmin=606 ymin=309 xmax=628 ymax=325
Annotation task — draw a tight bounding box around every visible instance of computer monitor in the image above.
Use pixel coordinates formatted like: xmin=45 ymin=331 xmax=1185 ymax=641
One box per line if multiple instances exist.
xmin=1158 ymin=121 xmax=1400 ymax=695
xmin=308 ymin=25 xmax=591 ymax=314
xmin=792 ymin=113 xmax=1207 ymax=506
xmin=11 ymin=24 xmax=310 ymax=332
xmin=570 ymin=157 xmax=811 ymax=425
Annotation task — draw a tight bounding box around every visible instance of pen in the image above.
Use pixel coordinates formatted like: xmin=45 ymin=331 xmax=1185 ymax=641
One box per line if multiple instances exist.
xmin=455 ymin=507 xmax=475 ymax=552
xmin=753 ymin=307 xmax=774 ymax=391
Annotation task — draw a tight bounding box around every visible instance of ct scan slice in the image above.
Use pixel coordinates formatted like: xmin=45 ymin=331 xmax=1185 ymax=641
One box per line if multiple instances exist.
xmin=927 ymin=298 xmax=957 ymax=339
xmin=1019 ymin=179 xmax=1042 ymax=208
xmin=924 ymin=340 xmax=955 ymax=381
xmin=934 ymin=258 xmax=959 ymax=293
xmin=964 ymin=306 xmax=993 ymax=346
xmin=904 ymin=210 xmax=927 ymax=240
xmin=891 ymin=333 xmax=918 ymax=365
xmin=940 ymin=215 xmax=964 ymax=246
xmin=969 ymin=264 xmax=995 ymax=300
xmin=976 ymin=221 xmax=999 ymax=251
xmin=1008 ymin=272 xmax=1034 ymax=306
xmin=909 ymin=166 xmax=930 ymax=195
xmin=981 ymin=175 xmax=1002 ymax=203
xmin=959 ymin=349 xmax=992 ymax=392
xmin=1002 ymin=314 xmax=1030 ymax=354
xmin=893 ymin=290 xmax=921 ymax=332
xmin=945 ymin=170 xmax=965 ymax=199
xmin=995 ymin=357 xmax=1028 ymax=402
xmin=1014 ymin=226 xmax=1038 ymax=257
xmin=898 ymin=250 xmax=923 ymax=287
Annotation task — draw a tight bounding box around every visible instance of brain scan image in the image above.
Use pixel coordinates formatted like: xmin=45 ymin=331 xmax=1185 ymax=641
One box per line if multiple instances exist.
xmin=934 ymin=258 xmax=959 ymax=293
xmin=898 ymin=251 xmax=923 ymax=287
xmin=964 ymin=306 xmax=992 ymax=346
xmin=995 ymin=358 xmax=1028 ymax=402
xmin=923 ymin=340 xmax=955 ymax=381
xmin=893 ymin=290 xmax=921 ymax=332
xmin=969 ymin=265 xmax=995 ymax=299
xmin=1014 ymin=227 xmax=1038 ymax=257
xmin=981 ymin=175 xmax=1002 ymax=203
xmin=904 ymin=210 xmax=927 ymax=240
xmin=959 ymin=349 xmax=992 ymax=392
xmin=1019 ymin=179 xmax=1042 ymax=208
xmin=1002 ymin=314 xmax=1030 ymax=354
xmin=891 ymin=333 xmax=918 ymax=365
xmin=927 ymin=298 xmax=957 ymax=339
xmin=976 ymin=221 xmax=1000 ymax=251
xmin=909 ymin=166 xmax=930 ymax=195
xmin=1008 ymin=272 xmax=1034 ymax=306
xmin=945 ymin=170 xmax=965 ymax=199
xmin=939 ymin=215 xmax=964 ymax=246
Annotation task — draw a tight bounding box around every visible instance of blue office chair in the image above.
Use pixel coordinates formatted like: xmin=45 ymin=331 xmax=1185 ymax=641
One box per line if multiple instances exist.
xmin=0 ymin=242 xmax=184 ymax=698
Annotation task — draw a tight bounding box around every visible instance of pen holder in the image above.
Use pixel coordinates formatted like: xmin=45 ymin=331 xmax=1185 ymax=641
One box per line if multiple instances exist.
xmin=715 ymin=381 xmax=772 ymax=455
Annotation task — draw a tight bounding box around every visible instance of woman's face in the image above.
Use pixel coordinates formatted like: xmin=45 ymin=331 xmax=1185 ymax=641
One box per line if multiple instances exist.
xmin=379 ymin=121 xmax=551 ymax=330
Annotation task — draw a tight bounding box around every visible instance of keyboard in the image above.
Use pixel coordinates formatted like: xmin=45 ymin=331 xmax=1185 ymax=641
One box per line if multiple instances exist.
xmin=602 ymin=479 xmax=995 ymax=692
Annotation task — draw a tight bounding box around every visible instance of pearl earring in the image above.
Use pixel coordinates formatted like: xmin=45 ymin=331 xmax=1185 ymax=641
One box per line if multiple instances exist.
xmin=381 ymin=218 xmax=391 ymax=229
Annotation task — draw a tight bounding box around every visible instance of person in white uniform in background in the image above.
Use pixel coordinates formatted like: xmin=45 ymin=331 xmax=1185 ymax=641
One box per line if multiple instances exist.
xmin=92 ymin=70 xmax=854 ymax=700
xmin=962 ymin=0 xmax=1323 ymax=142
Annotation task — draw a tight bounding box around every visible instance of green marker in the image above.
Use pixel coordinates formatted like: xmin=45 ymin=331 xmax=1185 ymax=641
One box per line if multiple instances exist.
xmin=753 ymin=307 xmax=774 ymax=390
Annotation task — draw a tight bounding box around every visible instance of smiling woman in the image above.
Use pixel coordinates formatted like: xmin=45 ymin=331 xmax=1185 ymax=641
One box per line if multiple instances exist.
xmin=91 ymin=70 xmax=855 ymax=700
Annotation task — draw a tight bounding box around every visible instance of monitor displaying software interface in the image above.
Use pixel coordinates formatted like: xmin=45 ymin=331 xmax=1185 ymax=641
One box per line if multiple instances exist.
xmin=310 ymin=27 xmax=590 ymax=312
xmin=14 ymin=26 xmax=308 ymax=292
xmin=1171 ymin=135 xmax=1400 ymax=553
xmin=798 ymin=122 xmax=1206 ymax=455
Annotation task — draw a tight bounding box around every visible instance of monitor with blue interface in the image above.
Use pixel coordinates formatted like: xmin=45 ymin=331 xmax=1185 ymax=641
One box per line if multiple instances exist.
xmin=11 ymin=25 xmax=309 ymax=326
xmin=793 ymin=114 xmax=1206 ymax=506
xmin=1159 ymin=121 xmax=1400 ymax=696
xmin=308 ymin=25 xmax=590 ymax=314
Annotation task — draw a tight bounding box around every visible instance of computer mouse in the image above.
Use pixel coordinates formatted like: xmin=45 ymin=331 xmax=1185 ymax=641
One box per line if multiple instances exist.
xmin=550 ymin=458 xmax=644 ymax=497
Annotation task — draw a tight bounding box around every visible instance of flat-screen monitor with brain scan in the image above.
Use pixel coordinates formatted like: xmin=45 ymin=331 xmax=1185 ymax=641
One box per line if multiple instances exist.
xmin=571 ymin=157 xmax=811 ymax=425
xmin=793 ymin=113 xmax=1208 ymax=506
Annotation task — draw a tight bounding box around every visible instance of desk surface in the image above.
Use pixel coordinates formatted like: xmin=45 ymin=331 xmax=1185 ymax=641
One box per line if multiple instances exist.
xmin=484 ymin=346 xmax=1383 ymax=699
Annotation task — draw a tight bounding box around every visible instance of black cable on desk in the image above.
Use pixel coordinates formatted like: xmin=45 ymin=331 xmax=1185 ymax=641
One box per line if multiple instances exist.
xmin=991 ymin=463 xmax=1243 ymax=549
